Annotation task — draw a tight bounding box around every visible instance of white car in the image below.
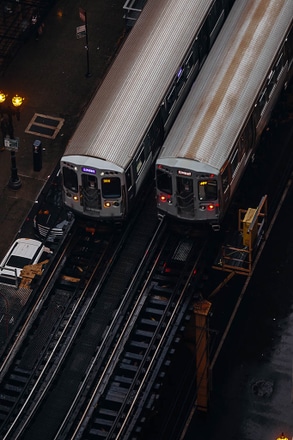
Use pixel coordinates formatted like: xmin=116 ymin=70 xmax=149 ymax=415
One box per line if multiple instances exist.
xmin=0 ymin=238 xmax=45 ymax=286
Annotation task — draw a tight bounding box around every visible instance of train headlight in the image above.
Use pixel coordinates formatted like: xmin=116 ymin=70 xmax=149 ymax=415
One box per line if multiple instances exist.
xmin=73 ymin=195 xmax=79 ymax=202
xmin=104 ymin=201 xmax=112 ymax=208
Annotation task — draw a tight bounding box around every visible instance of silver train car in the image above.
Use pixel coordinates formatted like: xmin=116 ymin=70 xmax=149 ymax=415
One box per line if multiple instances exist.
xmin=156 ymin=0 xmax=293 ymax=229
xmin=60 ymin=0 xmax=235 ymax=220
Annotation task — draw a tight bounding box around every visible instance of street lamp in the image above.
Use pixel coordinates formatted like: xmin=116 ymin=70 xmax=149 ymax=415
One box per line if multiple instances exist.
xmin=0 ymin=90 xmax=24 ymax=189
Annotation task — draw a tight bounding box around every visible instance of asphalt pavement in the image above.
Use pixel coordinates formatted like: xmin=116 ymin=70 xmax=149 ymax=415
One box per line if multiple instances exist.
xmin=0 ymin=0 xmax=126 ymax=261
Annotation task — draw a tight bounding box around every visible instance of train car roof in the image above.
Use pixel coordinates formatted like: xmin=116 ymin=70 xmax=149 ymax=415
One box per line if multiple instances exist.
xmin=157 ymin=0 xmax=293 ymax=172
xmin=62 ymin=0 xmax=216 ymax=169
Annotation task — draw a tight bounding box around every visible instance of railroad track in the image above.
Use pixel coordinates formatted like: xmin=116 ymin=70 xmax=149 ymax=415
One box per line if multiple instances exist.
xmin=0 ymin=221 xmax=119 ymax=439
xmin=63 ymin=229 xmax=208 ymax=440
xmin=0 ymin=87 xmax=291 ymax=439
xmin=0 ymin=190 xmax=163 ymax=439
xmin=0 ymin=184 xmax=210 ymax=440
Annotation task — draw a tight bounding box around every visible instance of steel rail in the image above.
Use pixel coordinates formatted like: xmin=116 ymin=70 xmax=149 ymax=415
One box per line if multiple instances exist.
xmin=119 ymin=240 xmax=207 ymax=438
xmin=71 ymin=230 xmax=203 ymax=439
xmin=2 ymin=229 xmax=112 ymax=439
xmin=54 ymin=217 xmax=166 ymax=439
xmin=0 ymin=224 xmax=76 ymax=382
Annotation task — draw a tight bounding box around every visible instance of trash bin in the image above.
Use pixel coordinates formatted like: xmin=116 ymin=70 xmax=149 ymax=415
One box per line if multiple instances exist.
xmin=33 ymin=139 xmax=42 ymax=171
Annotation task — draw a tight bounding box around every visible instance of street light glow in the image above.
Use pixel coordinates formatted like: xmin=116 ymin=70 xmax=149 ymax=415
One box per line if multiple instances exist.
xmin=276 ymin=434 xmax=289 ymax=440
xmin=0 ymin=91 xmax=7 ymax=103
xmin=11 ymin=94 xmax=24 ymax=108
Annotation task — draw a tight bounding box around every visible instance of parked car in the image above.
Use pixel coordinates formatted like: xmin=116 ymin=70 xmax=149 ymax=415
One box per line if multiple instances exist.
xmin=0 ymin=238 xmax=45 ymax=286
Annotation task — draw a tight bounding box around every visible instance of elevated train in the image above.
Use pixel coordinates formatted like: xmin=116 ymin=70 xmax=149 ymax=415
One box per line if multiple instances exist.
xmin=60 ymin=0 xmax=235 ymax=220
xmin=156 ymin=0 xmax=293 ymax=229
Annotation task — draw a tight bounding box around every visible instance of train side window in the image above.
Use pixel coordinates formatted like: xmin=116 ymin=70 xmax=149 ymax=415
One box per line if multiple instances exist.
xmin=157 ymin=169 xmax=172 ymax=195
xmin=142 ymin=133 xmax=151 ymax=157
xmin=222 ymin=167 xmax=229 ymax=193
xmin=260 ymin=90 xmax=269 ymax=117
xmin=149 ymin=112 xmax=164 ymax=154
xmin=238 ymin=136 xmax=245 ymax=156
xmin=239 ymin=119 xmax=254 ymax=154
xmin=166 ymin=85 xmax=176 ymax=114
xmin=259 ymin=89 xmax=267 ymax=107
xmin=166 ymin=67 xmax=187 ymax=114
xmin=126 ymin=167 xmax=132 ymax=190
xmin=208 ymin=1 xmax=222 ymax=29
xmin=135 ymin=149 xmax=145 ymax=175
xmin=208 ymin=0 xmax=224 ymax=46
xmin=230 ymin=149 xmax=239 ymax=177
xmin=184 ymin=50 xmax=195 ymax=78
xmin=191 ymin=40 xmax=200 ymax=75
xmin=176 ymin=66 xmax=184 ymax=82
xmin=198 ymin=179 xmax=217 ymax=201
xmin=275 ymin=53 xmax=284 ymax=79
xmin=198 ymin=22 xmax=209 ymax=65
xmin=255 ymin=88 xmax=268 ymax=122
xmin=63 ymin=167 xmax=78 ymax=192
xmin=284 ymin=30 xmax=293 ymax=66
xmin=266 ymin=69 xmax=277 ymax=97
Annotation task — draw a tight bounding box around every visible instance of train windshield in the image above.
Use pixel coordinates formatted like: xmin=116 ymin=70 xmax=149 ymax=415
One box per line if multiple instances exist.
xmin=157 ymin=169 xmax=172 ymax=194
xmin=198 ymin=179 xmax=217 ymax=201
xmin=63 ymin=167 xmax=78 ymax=192
xmin=101 ymin=177 xmax=121 ymax=198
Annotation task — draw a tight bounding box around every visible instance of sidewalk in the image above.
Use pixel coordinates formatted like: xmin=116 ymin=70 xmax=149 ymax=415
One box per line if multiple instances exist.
xmin=0 ymin=0 xmax=126 ymax=260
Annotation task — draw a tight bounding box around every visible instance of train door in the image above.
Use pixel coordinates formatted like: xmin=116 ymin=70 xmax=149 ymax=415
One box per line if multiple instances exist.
xmin=176 ymin=175 xmax=195 ymax=218
xmin=81 ymin=173 xmax=101 ymax=212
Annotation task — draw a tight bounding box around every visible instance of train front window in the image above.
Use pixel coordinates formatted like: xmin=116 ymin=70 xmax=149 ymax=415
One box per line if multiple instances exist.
xmin=157 ymin=169 xmax=172 ymax=195
xmin=198 ymin=179 xmax=217 ymax=201
xmin=63 ymin=167 xmax=78 ymax=192
xmin=84 ymin=174 xmax=97 ymax=189
xmin=101 ymin=177 xmax=121 ymax=198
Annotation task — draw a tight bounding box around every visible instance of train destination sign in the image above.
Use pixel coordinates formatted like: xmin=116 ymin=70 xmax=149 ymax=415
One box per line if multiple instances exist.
xmin=82 ymin=166 xmax=96 ymax=174
xmin=177 ymin=169 xmax=191 ymax=177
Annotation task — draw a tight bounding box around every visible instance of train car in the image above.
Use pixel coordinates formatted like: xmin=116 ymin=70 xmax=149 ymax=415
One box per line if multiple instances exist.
xmin=60 ymin=0 xmax=235 ymax=221
xmin=156 ymin=0 xmax=293 ymax=230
